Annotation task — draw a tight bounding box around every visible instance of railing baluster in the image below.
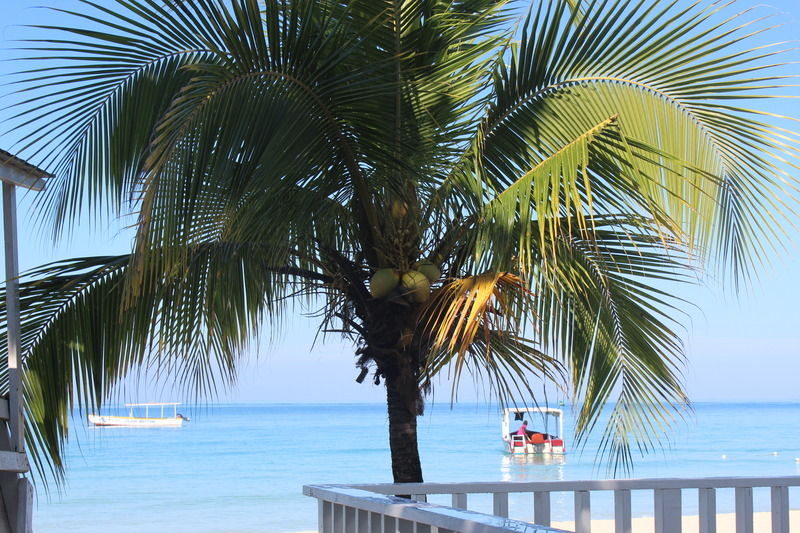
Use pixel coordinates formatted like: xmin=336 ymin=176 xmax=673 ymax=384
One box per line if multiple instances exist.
xmin=333 ymin=504 xmax=345 ymax=533
xmin=533 ymin=491 xmax=551 ymax=526
xmin=654 ymin=488 xmax=682 ymax=533
xmin=614 ymin=489 xmax=631 ymax=533
xmin=320 ymin=500 xmax=333 ymax=533
xmin=355 ymin=509 xmax=368 ymax=533
xmin=493 ymin=492 xmax=509 ymax=518
xmin=398 ymin=518 xmax=413 ymax=533
xmin=383 ymin=514 xmax=396 ymax=533
xmin=735 ymin=487 xmax=754 ymax=533
xmin=414 ymin=523 xmax=431 ymax=533
xmin=368 ymin=512 xmax=381 ymax=533
xmin=574 ymin=490 xmax=591 ymax=533
xmin=451 ymin=493 xmax=467 ymax=509
xmin=345 ymin=506 xmax=356 ymax=533
xmin=771 ymin=486 xmax=789 ymax=533
xmin=412 ymin=494 xmax=428 ymax=503
xmin=698 ymin=488 xmax=716 ymax=533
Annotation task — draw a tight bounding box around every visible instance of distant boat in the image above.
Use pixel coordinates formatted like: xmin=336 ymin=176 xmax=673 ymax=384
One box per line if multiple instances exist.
xmin=502 ymin=406 xmax=565 ymax=455
xmin=88 ymin=403 xmax=189 ymax=427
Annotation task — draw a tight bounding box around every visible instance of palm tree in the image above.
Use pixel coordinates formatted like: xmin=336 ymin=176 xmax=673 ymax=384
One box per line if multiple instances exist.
xmin=3 ymin=0 xmax=798 ymax=484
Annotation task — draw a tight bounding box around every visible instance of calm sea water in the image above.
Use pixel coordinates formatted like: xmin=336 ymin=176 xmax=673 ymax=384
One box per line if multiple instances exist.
xmin=34 ymin=402 xmax=800 ymax=532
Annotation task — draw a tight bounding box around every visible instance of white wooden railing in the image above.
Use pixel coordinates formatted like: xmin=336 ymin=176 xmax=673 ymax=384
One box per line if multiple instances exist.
xmin=303 ymin=485 xmax=572 ymax=533
xmin=306 ymin=476 xmax=800 ymax=533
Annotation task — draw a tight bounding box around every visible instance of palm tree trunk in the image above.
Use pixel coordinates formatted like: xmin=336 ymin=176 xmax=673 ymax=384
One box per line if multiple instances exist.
xmin=385 ymin=372 xmax=423 ymax=483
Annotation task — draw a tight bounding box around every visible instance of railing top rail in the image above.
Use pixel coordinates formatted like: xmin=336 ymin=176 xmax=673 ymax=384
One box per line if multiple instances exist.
xmin=348 ymin=475 xmax=800 ymax=495
xmin=303 ymin=485 xmax=571 ymax=533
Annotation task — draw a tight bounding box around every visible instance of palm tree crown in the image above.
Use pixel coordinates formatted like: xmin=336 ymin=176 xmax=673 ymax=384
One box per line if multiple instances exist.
xmin=3 ymin=0 xmax=798 ymax=483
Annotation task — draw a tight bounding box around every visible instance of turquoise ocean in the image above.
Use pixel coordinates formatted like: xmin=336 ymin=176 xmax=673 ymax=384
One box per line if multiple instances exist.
xmin=34 ymin=403 xmax=800 ymax=532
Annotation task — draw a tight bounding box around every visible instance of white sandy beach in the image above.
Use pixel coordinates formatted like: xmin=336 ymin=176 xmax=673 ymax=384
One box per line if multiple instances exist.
xmin=549 ymin=510 xmax=800 ymax=532
xmin=289 ymin=510 xmax=800 ymax=533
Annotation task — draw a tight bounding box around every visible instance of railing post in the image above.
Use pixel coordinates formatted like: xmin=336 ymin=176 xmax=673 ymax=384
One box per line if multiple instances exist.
xmin=771 ymin=486 xmax=789 ymax=533
xmin=534 ymin=491 xmax=551 ymax=526
xmin=493 ymin=492 xmax=509 ymax=518
xmin=614 ymin=489 xmax=631 ymax=533
xmin=735 ymin=487 xmax=753 ymax=533
xmin=574 ymin=490 xmax=591 ymax=533
xmin=654 ymin=488 xmax=682 ymax=533
xmin=698 ymin=488 xmax=716 ymax=533
xmin=451 ymin=493 xmax=467 ymax=510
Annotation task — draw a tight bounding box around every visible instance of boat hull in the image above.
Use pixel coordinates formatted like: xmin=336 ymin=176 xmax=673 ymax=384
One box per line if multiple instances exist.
xmin=503 ymin=439 xmax=565 ymax=455
xmin=88 ymin=414 xmax=183 ymax=427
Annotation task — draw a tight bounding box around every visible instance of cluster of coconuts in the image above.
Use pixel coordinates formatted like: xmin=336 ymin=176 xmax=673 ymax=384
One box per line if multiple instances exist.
xmin=369 ymin=260 xmax=441 ymax=303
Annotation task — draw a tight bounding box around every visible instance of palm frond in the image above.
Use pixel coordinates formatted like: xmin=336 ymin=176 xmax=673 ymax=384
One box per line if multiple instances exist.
xmin=0 ymin=238 xmax=335 ymax=485
xmin=465 ymin=0 xmax=799 ymax=280
xmin=537 ymin=218 xmax=695 ymax=473
xmin=421 ymin=271 xmax=565 ymax=403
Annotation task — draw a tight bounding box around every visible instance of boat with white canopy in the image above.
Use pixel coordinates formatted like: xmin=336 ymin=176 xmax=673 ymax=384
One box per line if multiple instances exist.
xmin=88 ymin=403 xmax=188 ymax=427
xmin=501 ymin=406 xmax=565 ymax=455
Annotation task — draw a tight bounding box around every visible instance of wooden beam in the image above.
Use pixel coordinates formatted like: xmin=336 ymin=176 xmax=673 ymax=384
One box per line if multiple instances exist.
xmin=654 ymin=488 xmax=682 ymax=533
xmin=735 ymin=487 xmax=753 ymax=533
xmin=349 ymin=476 xmax=800 ymax=494
xmin=0 ymin=453 xmax=28 ymax=474
xmin=451 ymin=493 xmax=467 ymax=510
xmin=0 ymin=150 xmax=50 ymax=192
xmin=0 ymin=429 xmax=17 ymax=532
xmin=533 ymin=491 xmax=551 ymax=526
xmin=0 ymin=167 xmax=44 ymax=192
xmin=492 ymin=493 xmax=508 ymax=518
xmin=614 ymin=489 xmax=632 ymax=533
xmin=698 ymin=488 xmax=716 ymax=533
xmin=0 ymin=471 xmax=15 ymax=533
xmin=771 ymin=486 xmax=789 ymax=533
xmin=2 ymin=184 xmax=23 ymax=454
xmin=14 ymin=478 xmax=31 ymax=533
xmin=574 ymin=491 xmax=591 ymax=533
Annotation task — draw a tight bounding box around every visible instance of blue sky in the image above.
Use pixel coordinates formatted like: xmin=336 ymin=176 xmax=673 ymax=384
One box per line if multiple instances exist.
xmin=1 ymin=0 xmax=799 ymax=405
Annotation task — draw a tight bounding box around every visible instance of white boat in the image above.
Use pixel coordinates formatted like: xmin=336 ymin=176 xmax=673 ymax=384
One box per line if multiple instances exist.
xmin=501 ymin=406 xmax=565 ymax=455
xmin=88 ymin=403 xmax=188 ymax=427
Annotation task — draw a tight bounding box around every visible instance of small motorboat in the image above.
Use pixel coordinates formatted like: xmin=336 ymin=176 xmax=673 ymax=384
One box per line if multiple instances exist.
xmin=502 ymin=406 xmax=565 ymax=455
xmin=89 ymin=402 xmax=188 ymax=427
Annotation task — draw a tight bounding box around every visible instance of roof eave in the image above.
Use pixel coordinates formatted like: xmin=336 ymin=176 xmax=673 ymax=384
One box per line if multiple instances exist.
xmin=0 ymin=150 xmax=53 ymax=191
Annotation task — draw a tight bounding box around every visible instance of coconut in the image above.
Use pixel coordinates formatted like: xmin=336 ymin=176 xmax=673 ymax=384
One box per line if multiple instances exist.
xmin=400 ymin=270 xmax=431 ymax=303
xmin=370 ymin=268 xmax=400 ymax=298
xmin=413 ymin=260 xmax=441 ymax=282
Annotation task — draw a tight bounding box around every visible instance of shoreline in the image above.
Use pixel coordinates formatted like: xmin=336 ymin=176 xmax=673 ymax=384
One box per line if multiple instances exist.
xmin=550 ymin=510 xmax=799 ymax=533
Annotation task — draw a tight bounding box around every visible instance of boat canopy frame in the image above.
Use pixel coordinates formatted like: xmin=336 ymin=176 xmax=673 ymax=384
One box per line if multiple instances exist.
xmin=124 ymin=402 xmax=181 ymax=419
xmin=501 ymin=407 xmax=564 ymax=441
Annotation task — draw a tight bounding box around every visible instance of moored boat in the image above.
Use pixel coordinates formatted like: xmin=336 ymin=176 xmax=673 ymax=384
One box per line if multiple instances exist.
xmin=89 ymin=403 xmax=188 ymax=427
xmin=502 ymin=406 xmax=565 ymax=455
